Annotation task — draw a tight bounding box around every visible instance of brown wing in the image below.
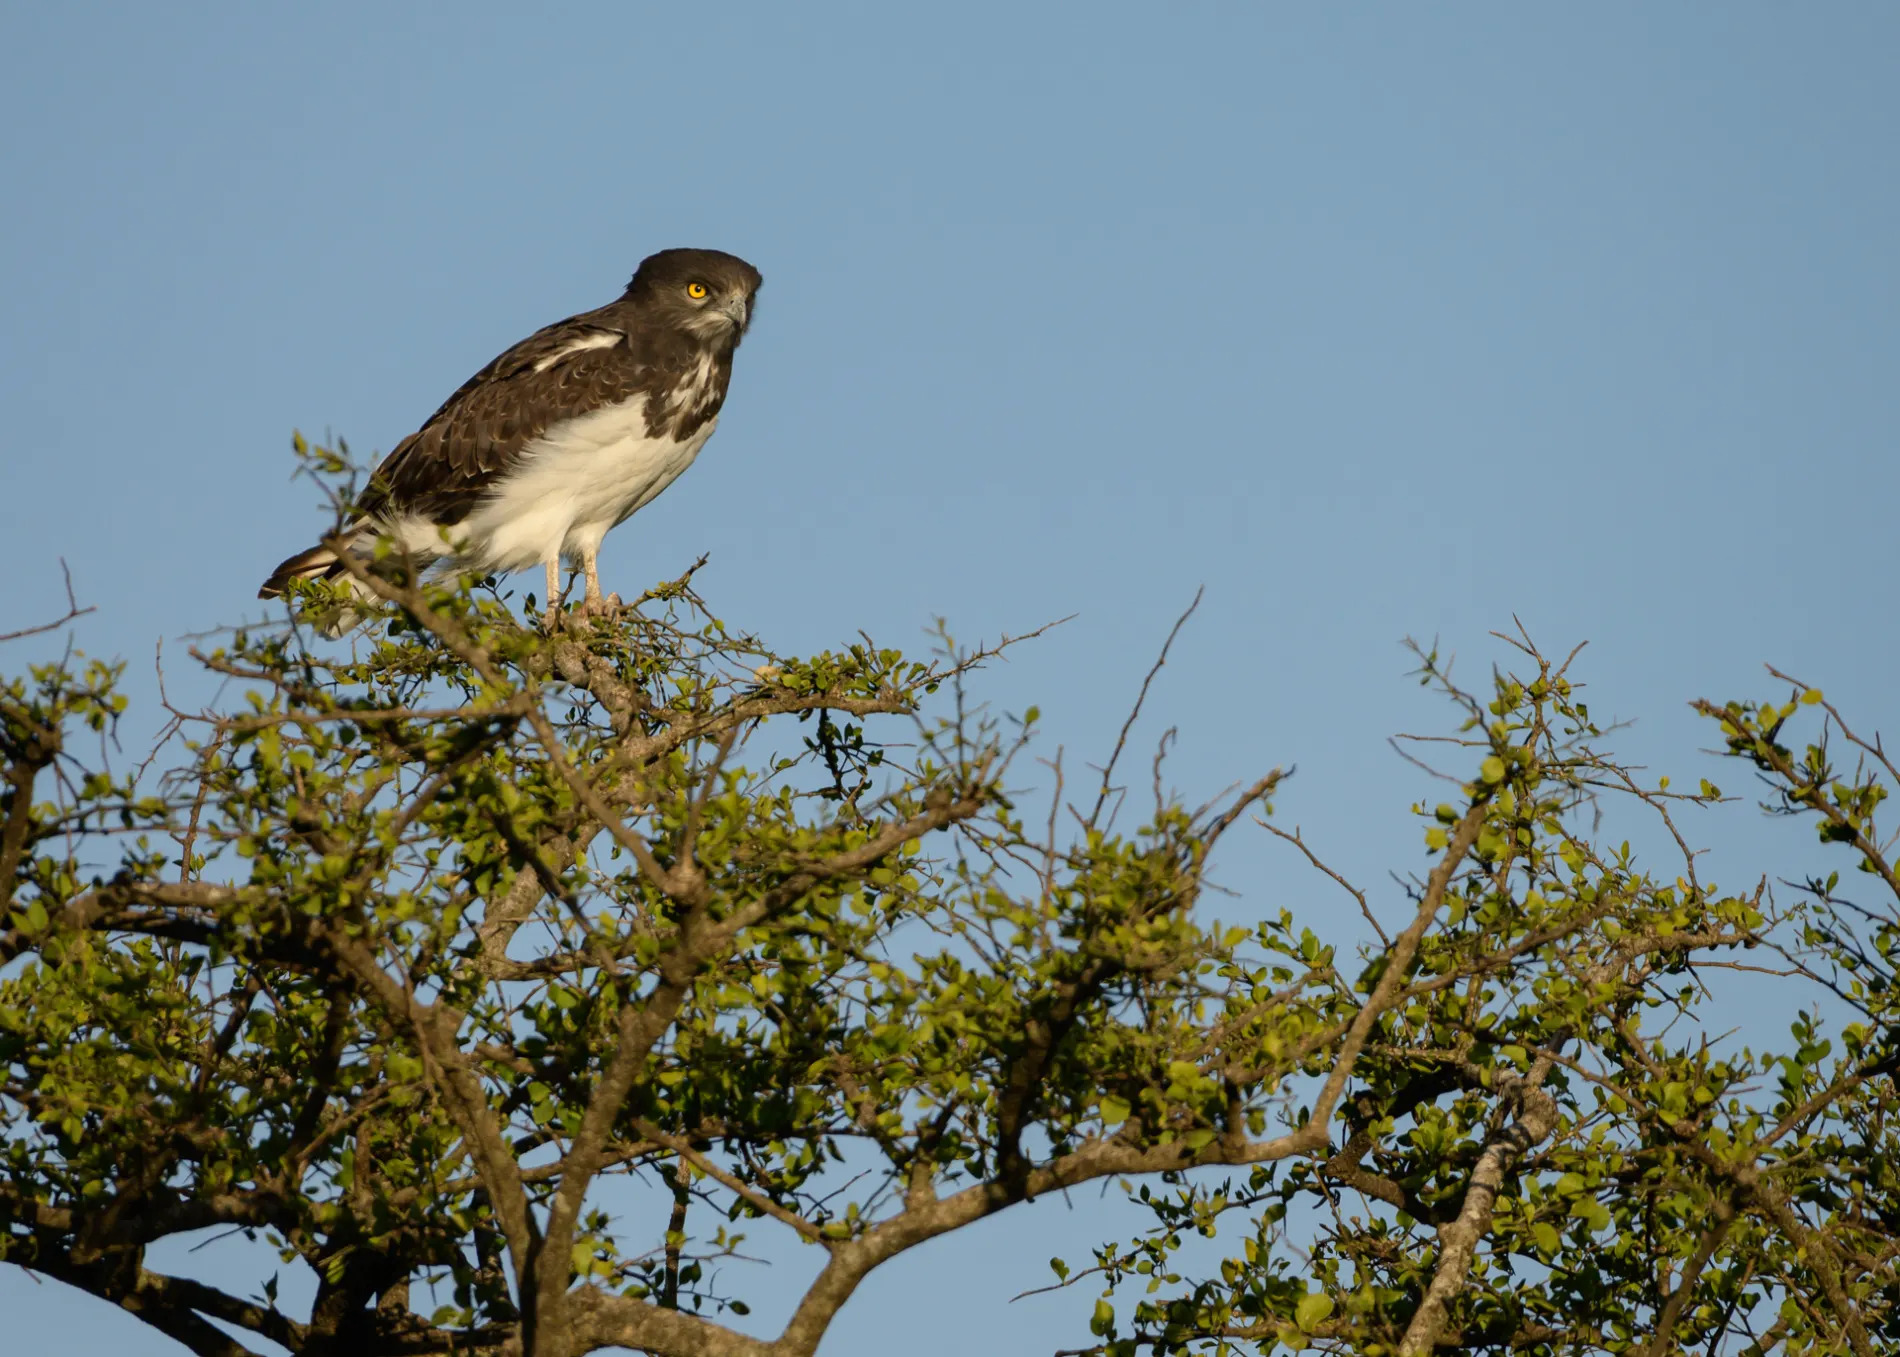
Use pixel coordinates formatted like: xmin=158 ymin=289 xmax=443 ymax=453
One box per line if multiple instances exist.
xmin=357 ymin=301 xmax=664 ymax=525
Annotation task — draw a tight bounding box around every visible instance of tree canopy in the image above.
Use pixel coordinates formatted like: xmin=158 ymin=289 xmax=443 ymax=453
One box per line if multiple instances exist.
xmin=3 ymin=491 xmax=1897 ymax=1356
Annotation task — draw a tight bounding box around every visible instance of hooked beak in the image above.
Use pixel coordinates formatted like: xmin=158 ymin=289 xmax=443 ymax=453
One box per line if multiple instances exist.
xmin=719 ymin=295 xmax=750 ymax=331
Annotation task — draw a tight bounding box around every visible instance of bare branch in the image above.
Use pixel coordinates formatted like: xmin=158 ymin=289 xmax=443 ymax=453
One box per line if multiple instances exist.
xmin=0 ymin=560 xmax=94 ymax=643
xmin=1088 ymin=588 xmax=1202 ymax=830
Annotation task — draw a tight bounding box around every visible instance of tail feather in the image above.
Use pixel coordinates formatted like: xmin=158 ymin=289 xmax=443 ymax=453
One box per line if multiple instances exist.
xmin=259 ymin=536 xmax=402 ymax=637
xmin=259 ymin=544 xmax=346 ymax=599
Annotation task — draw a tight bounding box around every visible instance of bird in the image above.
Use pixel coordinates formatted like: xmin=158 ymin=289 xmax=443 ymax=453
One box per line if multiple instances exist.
xmin=259 ymin=247 xmax=763 ymax=630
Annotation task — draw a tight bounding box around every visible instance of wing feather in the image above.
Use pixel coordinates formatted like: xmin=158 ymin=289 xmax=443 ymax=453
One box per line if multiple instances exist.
xmin=358 ymin=307 xmax=652 ymax=524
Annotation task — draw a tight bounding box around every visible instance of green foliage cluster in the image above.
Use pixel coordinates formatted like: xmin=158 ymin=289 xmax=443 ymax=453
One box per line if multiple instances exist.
xmin=1 ymin=554 xmax=1896 ymax=1357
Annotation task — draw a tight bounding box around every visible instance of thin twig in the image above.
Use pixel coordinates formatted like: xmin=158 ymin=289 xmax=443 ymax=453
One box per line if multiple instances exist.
xmin=0 ymin=560 xmax=94 ymax=642
xmin=1089 ymin=587 xmax=1203 ymax=829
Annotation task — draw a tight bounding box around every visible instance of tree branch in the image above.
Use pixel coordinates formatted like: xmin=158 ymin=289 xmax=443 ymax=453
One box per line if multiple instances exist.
xmin=1396 ymin=1067 xmax=1561 ymax=1356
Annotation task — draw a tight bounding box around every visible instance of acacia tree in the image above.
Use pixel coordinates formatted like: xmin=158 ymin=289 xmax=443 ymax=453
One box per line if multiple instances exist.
xmin=1 ymin=481 xmax=1895 ymax=1355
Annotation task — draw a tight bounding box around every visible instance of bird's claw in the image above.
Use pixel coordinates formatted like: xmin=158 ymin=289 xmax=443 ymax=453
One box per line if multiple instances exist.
xmin=572 ymin=593 xmax=624 ymax=622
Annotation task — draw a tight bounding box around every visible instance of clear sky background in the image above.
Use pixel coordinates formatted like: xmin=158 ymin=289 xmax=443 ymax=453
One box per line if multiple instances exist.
xmin=3 ymin=5 xmax=1897 ymax=1354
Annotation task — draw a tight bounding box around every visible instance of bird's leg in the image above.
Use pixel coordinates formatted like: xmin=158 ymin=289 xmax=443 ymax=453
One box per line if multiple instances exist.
xmin=540 ymin=557 xmax=562 ymax=630
xmin=574 ymin=549 xmax=622 ymax=620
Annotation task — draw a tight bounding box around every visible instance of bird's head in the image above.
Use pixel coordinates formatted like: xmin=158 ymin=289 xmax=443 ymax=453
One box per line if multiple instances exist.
xmin=626 ymin=248 xmax=763 ymax=348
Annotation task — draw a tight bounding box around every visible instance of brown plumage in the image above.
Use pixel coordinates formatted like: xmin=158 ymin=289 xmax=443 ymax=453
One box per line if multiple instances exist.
xmin=260 ymin=248 xmax=762 ymax=622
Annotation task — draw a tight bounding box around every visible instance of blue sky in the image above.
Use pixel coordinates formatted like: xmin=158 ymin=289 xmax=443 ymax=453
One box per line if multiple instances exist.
xmin=3 ymin=5 xmax=1897 ymax=1353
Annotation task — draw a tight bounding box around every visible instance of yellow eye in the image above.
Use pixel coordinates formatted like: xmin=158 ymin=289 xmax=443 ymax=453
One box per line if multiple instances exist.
xmin=686 ymin=282 xmax=708 ymax=299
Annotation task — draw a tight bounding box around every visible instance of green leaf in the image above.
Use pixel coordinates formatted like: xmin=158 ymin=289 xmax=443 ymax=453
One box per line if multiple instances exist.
xmin=1100 ymin=1095 xmax=1132 ymax=1126
xmin=1295 ymin=1291 xmax=1334 ymax=1333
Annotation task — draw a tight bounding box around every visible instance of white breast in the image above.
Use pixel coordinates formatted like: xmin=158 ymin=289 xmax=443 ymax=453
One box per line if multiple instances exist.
xmin=450 ymin=394 xmax=717 ymax=574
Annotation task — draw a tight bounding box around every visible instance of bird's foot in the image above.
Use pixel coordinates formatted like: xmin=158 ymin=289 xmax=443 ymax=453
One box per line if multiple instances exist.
xmin=572 ymin=592 xmax=625 ymax=623
xmin=538 ymin=593 xmax=625 ymax=634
